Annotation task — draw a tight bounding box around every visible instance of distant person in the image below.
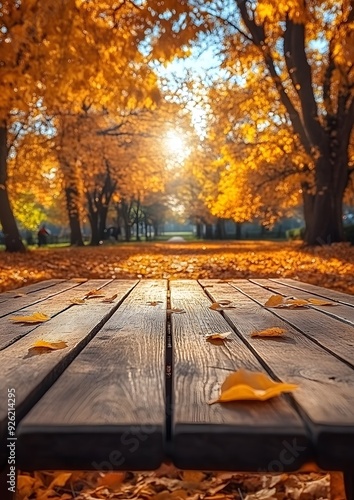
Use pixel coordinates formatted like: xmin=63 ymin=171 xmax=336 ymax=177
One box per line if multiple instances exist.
xmin=37 ymin=225 xmax=49 ymax=247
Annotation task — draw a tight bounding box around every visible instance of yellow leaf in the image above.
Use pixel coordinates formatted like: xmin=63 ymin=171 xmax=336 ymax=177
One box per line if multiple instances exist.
xmin=250 ymin=327 xmax=287 ymax=337
xmin=284 ymin=298 xmax=309 ymax=308
xmin=10 ymin=312 xmax=50 ymax=324
xmin=33 ymin=340 xmax=68 ymax=350
xmin=308 ymin=298 xmax=337 ymax=306
xmin=205 ymin=331 xmax=232 ymax=340
xmin=102 ymin=293 xmax=118 ymax=303
xmin=264 ymin=295 xmax=284 ymax=307
xmin=85 ymin=289 xmax=105 ymax=298
xmin=70 ymin=298 xmax=86 ymax=305
xmin=209 ymin=369 xmax=297 ymax=404
xmin=97 ymin=471 xmax=125 ymax=489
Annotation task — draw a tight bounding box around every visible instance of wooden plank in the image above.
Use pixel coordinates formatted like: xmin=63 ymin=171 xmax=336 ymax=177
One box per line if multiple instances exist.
xmin=170 ymin=280 xmax=309 ymax=472
xmin=251 ymin=278 xmax=354 ymax=327
xmin=0 ymin=280 xmax=138 ymax=467
xmin=0 ymin=279 xmax=66 ymax=304
xmin=270 ymin=278 xmax=354 ymax=308
xmin=239 ymin=278 xmax=354 ymax=368
xmin=17 ymin=280 xmax=166 ymax=471
xmin=0 ymin=279 xmax=86 ymax=318
xmin=0 ymin=279 xmax=114 ymax=350
xmin=200 ymin=279 xmax=354 ymax=470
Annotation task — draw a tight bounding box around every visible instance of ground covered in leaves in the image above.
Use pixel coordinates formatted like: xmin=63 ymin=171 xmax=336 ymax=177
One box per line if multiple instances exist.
xmin=1 ymin=240 xmax=352 ymax=499
xmin=1 ymin=240 xmax=354 ymax=294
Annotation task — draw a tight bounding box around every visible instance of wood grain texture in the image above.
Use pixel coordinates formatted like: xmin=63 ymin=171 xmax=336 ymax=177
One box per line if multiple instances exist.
xmin=0 ymin=279 xmax=84 ymax=318
xmin=202 ymin=280 xmax=354 ymax=469
xmin=251 ymin=278 xmax=354 ymax=327
xmin=170 ymin=280 xmax=308 ymax=471
xmin=0 ymin=280 xmax=137 ymax=467
xmin=270 ymin=278 xmax=354 ymax=307
xmin=0 ymin=279 xmax=66 ymax=304
xmin=17 ymin=280 xmax=167 ymax=470
xmin=236 ymin=279 xmax=354 ymax=368
xmin=0 ymin=279 xmax=114 ymax=350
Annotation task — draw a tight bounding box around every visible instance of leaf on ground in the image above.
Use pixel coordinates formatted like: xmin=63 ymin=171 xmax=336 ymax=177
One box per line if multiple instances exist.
xmin=27 ymin=340 xmax=68 ymax=357
xmin=70 ymin=298 xmax=86 ymax=305
xmin=85 ymin=289 xmax=105 ymax=298
xmin=102 ymin=293 xmax=118 ymax=303
xmin=209 ymin=368 xmax=297 ymax=404
xmin=244 ymin=487 xmax=277 ymax=499
xmin=205 ymin=331 xmax=232 ymax=341
xmin=48 ymin=472 xmax=72 ymax=489
xmin=167 ymin=308 xmax=186 ymax=314
xmin=147 ymin=300 xmax=163 ymax=306
xmin=10 ymin=312 xmax=50 ymax=324
xmin=182 ymin=471 xmax=206 ymax=483
xmin=152 ymin=490 xmax=187 ymax=500
xmin=250 ymin=327 xmax=287 ymax=338
xmin=97 ymin=471 xmax=125 ymax=489
xmin=308 ymin=297 xmax=338 ymax=306
xmin=209 ymin=302 xmax=236 ymax=311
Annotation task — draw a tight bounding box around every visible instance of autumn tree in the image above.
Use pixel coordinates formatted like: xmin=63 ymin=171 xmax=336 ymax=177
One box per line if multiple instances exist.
xmin=190 ymin=0 xmax=354 ymax=244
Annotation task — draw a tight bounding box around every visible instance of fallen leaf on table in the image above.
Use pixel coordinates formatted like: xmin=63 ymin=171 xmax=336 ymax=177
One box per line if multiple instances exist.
xmin=70 ymin=298 xmax=86 ymax=305
xmin=265 ymin=295 xmax=309 ymax=309
xmin=209 ymin=302 xmax=236 ymax=311
xmin=27 ymin=340 xmax=68 ymax=357
xmin=167 ymin=308 xmax=186 ymax=314
xmin=264 ymin=295 xmax=285 ymax=307
xmin=209 ymin=368 xmax=297 ymax=404
xmin=85 ymin=289 xmax=105 ymax=298
xmin=205 ymin=331 xmax=232 ymax=341
xmin=102 ymin=293 xmax=118 ymax=303
xmin=250 ymin=327 xmax=287 ymax=338
xmin=10 ymin=312 xmax=50 ymax=324
xmin=147 ymin=300 xmax=163 ymax=306
xmin=308 ymin=297 xmax=337 ymax=306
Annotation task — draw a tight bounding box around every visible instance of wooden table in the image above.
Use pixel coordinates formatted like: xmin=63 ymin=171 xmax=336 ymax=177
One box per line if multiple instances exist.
xmin=0 ymin=278 xmax=354 ymax=499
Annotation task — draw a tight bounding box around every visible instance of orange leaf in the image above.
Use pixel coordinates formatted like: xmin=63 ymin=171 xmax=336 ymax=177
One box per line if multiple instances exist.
xmin=70 ymin=298 xmax=86 ymax=305
xmin=182 ymin=471 xmax=206 ymax=483
xmin=308 ymin=297 xmax=337 ymax=306
xmin=209 ymin=302 xmax=236 ymax=311
xmin=209 ymin=368 xmax=297 ymax=404
xmin=27 ymin=340 xmax=68 ymax=357
xmin=147 ymin=300 xmax=163 ymax=306
xmin=284 ymin=298 xmax=309 ymax=308
xmin=102 ymin=294 xmax=118 ymax=303
xmin=205 ymin=331 xmax=232 ymax=340
xmin=10 ymin=312 xmax=50 ymax=324
xmin=48 ymin=472 xmax=72 ymax=489
xmin=250 ymin=327 xmax=287 ymax=338
xmin=167 ymin=308 xmax=186 ymax=314
xmin=264 ymin=295 xmax=284 ymax=307
xmin=85 ymin=289 xmax=105 ymax=299
xmin=97 ymin=471 xmax=125 ymax=489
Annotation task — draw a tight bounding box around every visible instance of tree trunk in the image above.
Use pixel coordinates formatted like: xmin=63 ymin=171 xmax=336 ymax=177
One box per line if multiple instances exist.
xmin=196 ymin=222 xmax=202 ymax=239
xmin=235 ymin=222 xmax=242 ymax=240
xmin=215 ymin=218 xmax=226 ymax=239
xmin=0 ymin=124 xmax=26 ymax=252
xmin=65 ymin=187 xmax=84 ymax=246
xmin=205 ymin=223 xmax=213 ymax=239
xmin=98 ymin=205 xmax=108 ymax=241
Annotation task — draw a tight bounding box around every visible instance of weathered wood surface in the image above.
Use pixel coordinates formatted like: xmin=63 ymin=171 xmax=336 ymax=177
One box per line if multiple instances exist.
xmin=199 ymin=279 xmax=354 ymax=469
xmin=0 ymin=279 xmax=85 ymax=318
xmin=170 ymin=280 xmax=308 ymax=471
xmin=17 ymin=280 xmax=167 ymax=470
xmin=270 ymin=278 xmax=354 ymax=308
xmin=252 ymin=278 xmax=354 ymax=327
xmin=0 ymin=279 xmax=113 ymax=350
xmin=0 ymin=279 xmax=66 ymax=304
xmin=0 ymin=280 xmax=138 ymax=466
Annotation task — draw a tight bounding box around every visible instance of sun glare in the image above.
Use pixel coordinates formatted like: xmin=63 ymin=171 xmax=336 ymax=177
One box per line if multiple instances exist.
xmin=164 ymin=130 xmax=186 ymax=154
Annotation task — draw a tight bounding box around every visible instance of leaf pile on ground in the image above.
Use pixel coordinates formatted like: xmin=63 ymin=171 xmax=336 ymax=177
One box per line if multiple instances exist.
xmin=1 ymin=241 xmax=354 ymax=294
xmin=17 ymin=467 xmax=334 ymax=500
